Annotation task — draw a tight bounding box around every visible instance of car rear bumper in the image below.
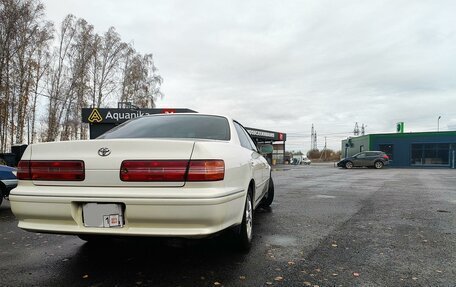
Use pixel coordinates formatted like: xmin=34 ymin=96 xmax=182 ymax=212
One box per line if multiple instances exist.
xmin=9 ymin=189 xmax=245 ymax=238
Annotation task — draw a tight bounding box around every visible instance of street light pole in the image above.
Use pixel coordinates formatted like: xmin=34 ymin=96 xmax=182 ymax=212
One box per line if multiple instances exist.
xmin=438 ymin=116 xmax=441 ymax=132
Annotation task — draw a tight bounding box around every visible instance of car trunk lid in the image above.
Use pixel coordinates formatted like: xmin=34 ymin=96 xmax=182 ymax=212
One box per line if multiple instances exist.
xmin=28 ymin=139 xmax=195 ymax=187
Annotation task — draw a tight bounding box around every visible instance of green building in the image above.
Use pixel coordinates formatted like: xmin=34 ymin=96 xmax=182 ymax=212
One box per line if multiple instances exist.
xmin=341 ymin=131 xmax=456 ymax=168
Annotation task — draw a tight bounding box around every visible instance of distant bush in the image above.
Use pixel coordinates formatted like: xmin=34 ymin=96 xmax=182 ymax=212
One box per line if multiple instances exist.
xmin=307 ymin=149 xmax=341 ymax=161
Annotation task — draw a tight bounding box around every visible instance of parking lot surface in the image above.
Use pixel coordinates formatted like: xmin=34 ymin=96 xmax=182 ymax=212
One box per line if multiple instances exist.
xmin=1 ymin=164 xmax=455 ymax=286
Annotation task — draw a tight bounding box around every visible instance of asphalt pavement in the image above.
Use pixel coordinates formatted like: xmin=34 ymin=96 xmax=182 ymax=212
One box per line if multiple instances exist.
xmin=1 ymin=164 xmax=455 ymax=287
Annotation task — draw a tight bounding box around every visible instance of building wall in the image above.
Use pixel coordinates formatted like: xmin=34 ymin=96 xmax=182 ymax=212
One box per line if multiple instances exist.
xmin=342 ymin=132 xmax=456 ymax=168
xmin=341 ymin=135 xmax=370 ymax=158
xmin=371 ymin=132 xmax=456 ymax=167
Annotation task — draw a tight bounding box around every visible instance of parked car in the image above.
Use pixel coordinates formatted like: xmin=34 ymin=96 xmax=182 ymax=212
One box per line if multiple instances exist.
xmin=289 ymin=155 xmax=311 ymax=165
xmin=301 ymin=156 xmax=311 ymax=165
xmin=0 ymin=165 xmax=17 ymax=206
xmin=10 ymin=114 xmax=274 ymax=251
xmin=337 ymin=151 xmax=389 ymax=169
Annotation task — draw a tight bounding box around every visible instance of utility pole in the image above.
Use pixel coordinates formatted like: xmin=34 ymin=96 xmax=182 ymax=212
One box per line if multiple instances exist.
xmin=361 ymin=124 xmax=366 ymax=136
xmin=319 ymin=137 xmax=327 ymax=160
xmin=324 ymin=136 xmax=327 ymax=160
xmin=354 ymin=122 xmax=360 ymax=136
xmin=438 ymin=116 xmax=441 ymax=132
xmin=311 ymin=124 xmax=314 ymax=150
xmin=311 ymin=124 xmax=317 ymax=150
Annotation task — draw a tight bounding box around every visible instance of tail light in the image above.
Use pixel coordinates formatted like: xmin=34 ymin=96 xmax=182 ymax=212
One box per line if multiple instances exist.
xmin=383 ymin=155 xmax=389 ymax=160
xmin=120 ymin=160 xmax=188 ymax=181
xmin=17 ymin=160 xmax=85 ymax=181
xmin=17 ymin=160 xmax=32 ymax=180
xmin=120 ymin=160 xmax=224 ymax=182
xmin=187 ymin=160 xmax=224 ymax=181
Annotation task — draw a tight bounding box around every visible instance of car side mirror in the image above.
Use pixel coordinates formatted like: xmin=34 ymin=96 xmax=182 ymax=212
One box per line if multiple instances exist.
xmin=259 ymin=144 xmax=273 ymax=154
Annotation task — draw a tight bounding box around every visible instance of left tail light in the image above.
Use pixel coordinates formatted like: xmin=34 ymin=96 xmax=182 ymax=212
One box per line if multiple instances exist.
xmin=17 ymin=160 xmax=85 ymax=181
xmin=17 ymin=160 xmax=31 ymax=180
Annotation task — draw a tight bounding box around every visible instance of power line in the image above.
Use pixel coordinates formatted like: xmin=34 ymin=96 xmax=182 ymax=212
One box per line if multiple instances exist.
xmin=287 ymin=131 xmax=353 ymax=136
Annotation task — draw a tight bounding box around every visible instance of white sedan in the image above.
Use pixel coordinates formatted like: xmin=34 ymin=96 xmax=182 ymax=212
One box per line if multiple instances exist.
xmin=10 ymin=114 xmax=274 ymax=251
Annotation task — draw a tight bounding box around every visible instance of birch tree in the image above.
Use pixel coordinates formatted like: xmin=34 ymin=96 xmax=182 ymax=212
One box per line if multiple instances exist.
xmin=0 ymin=1 xmax=163 ymax=151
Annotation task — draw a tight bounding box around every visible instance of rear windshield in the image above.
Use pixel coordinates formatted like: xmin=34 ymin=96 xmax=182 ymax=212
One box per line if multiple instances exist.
xmin=97 ymin=114 xmax=231 ymax=141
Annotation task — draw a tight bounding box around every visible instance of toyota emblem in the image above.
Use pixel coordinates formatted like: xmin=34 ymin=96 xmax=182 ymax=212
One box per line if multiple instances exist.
xmin=98 ymin=147 xmax=111 ymax=157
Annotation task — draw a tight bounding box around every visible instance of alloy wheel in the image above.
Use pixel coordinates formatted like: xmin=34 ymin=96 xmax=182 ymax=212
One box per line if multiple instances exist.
xmin=245 ymin=194 xmax=253 ymax=241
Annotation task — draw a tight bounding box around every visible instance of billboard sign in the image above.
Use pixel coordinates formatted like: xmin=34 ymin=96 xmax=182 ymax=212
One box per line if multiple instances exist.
xmin=245 ymin=127 xmax=286 ymax=141
xmin=82 ymin=108 xmax=197 ymax=124
xmin=396 ymin=122 xmax=404 ymax=133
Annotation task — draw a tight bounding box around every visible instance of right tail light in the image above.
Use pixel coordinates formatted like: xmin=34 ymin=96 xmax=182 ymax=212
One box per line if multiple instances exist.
xmin=187 ymin=160 xmax=225 ymax=181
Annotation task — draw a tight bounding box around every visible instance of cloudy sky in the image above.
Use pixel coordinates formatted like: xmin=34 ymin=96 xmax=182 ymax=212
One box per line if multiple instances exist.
xmin=44 ymin=0 xmax=456 ymax=151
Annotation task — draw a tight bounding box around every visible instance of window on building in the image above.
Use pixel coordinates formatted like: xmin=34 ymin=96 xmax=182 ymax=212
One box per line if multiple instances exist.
xmin=411 ymin=143 xmax=450 ymax=165
xmin=379 ymin=144 xmax=394 ymax=160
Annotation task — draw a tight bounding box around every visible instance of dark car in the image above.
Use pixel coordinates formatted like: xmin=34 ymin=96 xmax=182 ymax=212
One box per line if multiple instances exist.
xmin=337 ymin=151 xmax=389 ymax=169
xmin=0 ymin=165 xmax=17 ymax=206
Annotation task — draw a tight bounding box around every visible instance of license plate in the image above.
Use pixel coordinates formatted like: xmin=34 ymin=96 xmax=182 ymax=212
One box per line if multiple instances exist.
xmin=82 ymin=203 xmax=124 ymax=228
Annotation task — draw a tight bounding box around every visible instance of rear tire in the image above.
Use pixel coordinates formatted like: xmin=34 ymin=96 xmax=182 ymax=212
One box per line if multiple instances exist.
xmin=345 ymin=161 xmax=353 ymax=169
xmin=260 ymin=177 xmax=274 ymax=208
xmin=374 ymin=161 xmax=384 ymax=169
xmin=235 ymin=190 xmax=253 ymax=252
